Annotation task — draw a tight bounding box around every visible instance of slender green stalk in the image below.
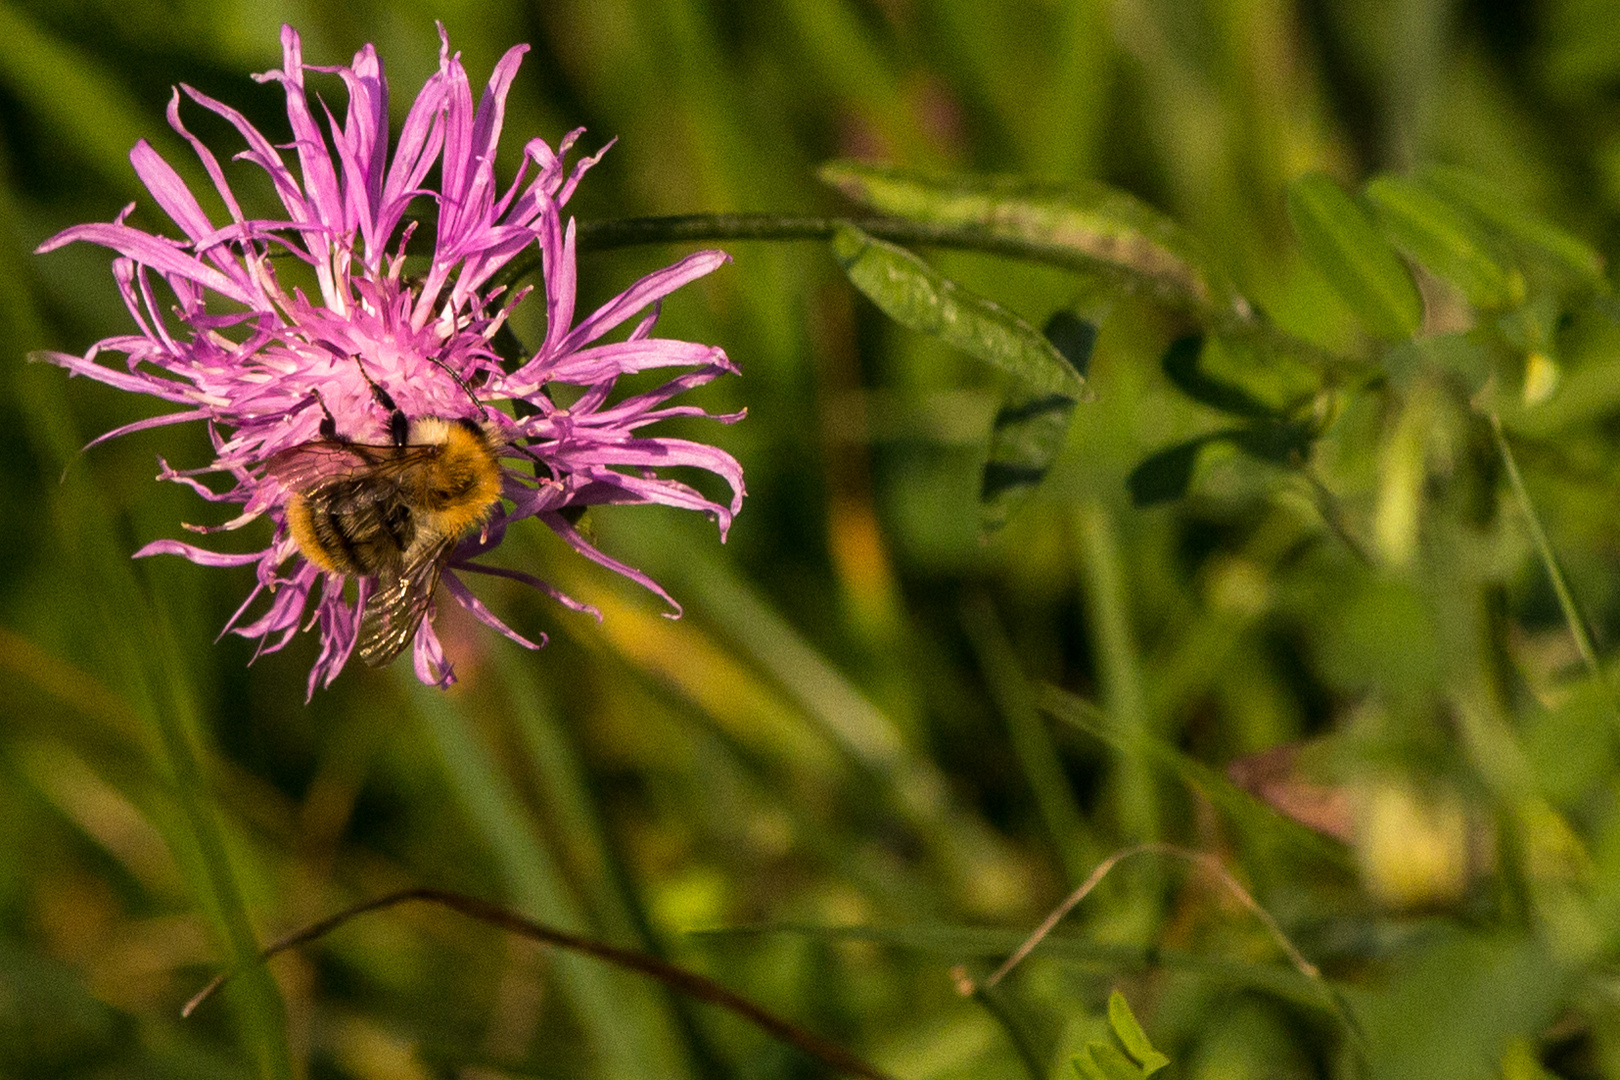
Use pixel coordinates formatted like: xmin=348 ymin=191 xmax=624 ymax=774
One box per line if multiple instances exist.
xmin=1488 ymin=411 xmax=1620 ymax=724
xmin=494 ymin=213 xmax=1364 ymax=377
xmin=1301 ymin=464 xmax=1374 ymax=566
xmin=1072 ymin=504 xmax=1157 ymax=847
xmin=960 ymin=593 xmax=1093 ymax=885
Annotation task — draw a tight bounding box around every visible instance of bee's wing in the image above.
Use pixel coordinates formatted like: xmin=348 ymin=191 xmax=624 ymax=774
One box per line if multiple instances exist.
xmin=264 ymin=440 xmax=431 ymax=494
xmin=356 ymin=535 xmax=456 ymax=667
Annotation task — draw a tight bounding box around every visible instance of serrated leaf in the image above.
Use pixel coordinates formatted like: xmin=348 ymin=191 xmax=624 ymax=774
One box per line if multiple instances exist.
xmin=1363 ymin=175 xmax=1524 ymax=310
xmin=820 ymin=160 xmax=1249 ymax=318
xmin=1161 ymin=335 xmax=1283 ymax=420
xmin=1286 ymin=172 xmax=1424 ymax=339
xmin=1416 ymin=166 xmax=1605 ymax=285
xmin=832 ymin=224 xmax=1086 ymax=528
xmin=1108 ymin=992 xmax=1170 ymax=1075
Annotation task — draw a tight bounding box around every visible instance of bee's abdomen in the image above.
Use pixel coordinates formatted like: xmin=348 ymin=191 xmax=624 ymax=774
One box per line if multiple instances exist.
xmin=288 ymin=484 xmax=415 ymax=577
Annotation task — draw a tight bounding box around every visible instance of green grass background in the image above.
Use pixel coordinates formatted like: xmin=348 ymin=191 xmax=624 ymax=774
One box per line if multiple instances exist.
xmin=6 ymin=0 xmax=1620 ymax=1077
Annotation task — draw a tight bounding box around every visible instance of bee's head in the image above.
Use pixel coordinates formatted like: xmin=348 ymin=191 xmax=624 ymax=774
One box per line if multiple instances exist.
xmin=407 ymin=415 xmax=501 ymax=450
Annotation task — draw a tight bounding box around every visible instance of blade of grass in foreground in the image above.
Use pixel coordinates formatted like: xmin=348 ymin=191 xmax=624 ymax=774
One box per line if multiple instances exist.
xmin=408 ymin=679 xmax=696 ymax=1080
xmin=960 ymin=593 xmax=1094 ymax=885
xmin=132 ymin=594 xmax=292 ymax=1080
xmin=491 ymin=649 xmax=731 ymax=1075
xmin=26 ymin=348 xmax=291 ymax=1076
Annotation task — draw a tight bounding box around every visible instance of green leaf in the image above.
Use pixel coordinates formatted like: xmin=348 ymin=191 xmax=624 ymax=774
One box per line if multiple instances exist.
xmin=1108 ymin=992 xmax=1171 ymax=1075
xmin=820 ymin=160 xmax=1250 ymax=318
xmin=1363 ymin=175 xmax=1525 ymax=310
xmin=1229 ymin=418 xmax=1318 ymax=464
xmin=1382 ymin=333 xmax=1498 ymax=396
xmin=1286 ymin=172 xmax=1424 ymax=339
xmin=831 ymin=223 xmax=1086 ymax=528
xmin=1416 ymin=166 xmax=1605 ymax=285
xmin=1074 ymin=1054 xmax=1111 ymax=1080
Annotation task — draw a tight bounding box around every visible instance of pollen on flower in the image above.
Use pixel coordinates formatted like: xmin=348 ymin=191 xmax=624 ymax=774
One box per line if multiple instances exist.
xmin=35 ymin=23 xmax=744 ymax=697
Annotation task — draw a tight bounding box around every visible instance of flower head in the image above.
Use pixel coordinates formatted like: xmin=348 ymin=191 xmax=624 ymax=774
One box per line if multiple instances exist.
xmin=36 ymin=25 xmax=743 ymax=695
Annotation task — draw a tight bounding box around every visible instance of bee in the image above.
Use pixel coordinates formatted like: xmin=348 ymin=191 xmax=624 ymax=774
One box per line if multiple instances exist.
xmin=266 ymin=377 xmax=503 ymax=667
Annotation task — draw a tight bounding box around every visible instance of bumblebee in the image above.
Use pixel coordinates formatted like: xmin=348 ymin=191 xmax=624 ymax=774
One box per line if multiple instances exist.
xmin=267 ymin=407 xmax=503 ymax=667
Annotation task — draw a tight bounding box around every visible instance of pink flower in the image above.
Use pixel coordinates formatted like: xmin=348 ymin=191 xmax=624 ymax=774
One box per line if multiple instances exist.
xmin=36 ymin=25 xmax=743 ymax=695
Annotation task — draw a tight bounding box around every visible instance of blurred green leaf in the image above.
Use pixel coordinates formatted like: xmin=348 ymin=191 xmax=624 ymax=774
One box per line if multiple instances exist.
xmin=1127 ymin=419 xmax=1315 ymax=507
xmin=1353 ymin=930 xmax=1572 ymax=1080
xmin=1382 ymin=332 xmax=1498 ymax=395
xmin=1286 ymin=172 xmax=1424 ymax=339
xmin=820 ymin=160 xmax=1249 ymax=318
xmin=1127 ymin=435 xmax=1218 ymax=506
xmin=1229 ymin=418 xmax=1319 ymax=463
xmin=831 ymin=223 xmax=1085 ymax=528
xmin=1045 ymin=308 xmax=1099 ymax=380
xmin=1364 ymin=175 xmax=1525 ymax=310
xmin=1416 ymin=166 xmax=1606 ymax=286
xmin=1107 ymin=991 xmax=1170 ymax=1075
xmin=1077 ymin=1042 xmax=1147 ymax=1080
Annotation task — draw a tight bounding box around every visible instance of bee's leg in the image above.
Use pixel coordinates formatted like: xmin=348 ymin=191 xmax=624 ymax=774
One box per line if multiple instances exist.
xmin=351 ymin=356 xmax=410 ymax=447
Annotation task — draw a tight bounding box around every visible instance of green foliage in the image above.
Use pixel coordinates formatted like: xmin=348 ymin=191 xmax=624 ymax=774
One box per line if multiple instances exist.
xmin=1073 ymin=992 xmax=1170 ymax=1080
xmin=831 ymin=223 xmax=1088 ymax=529
xmin=1363 ymin=174 xmax=1525 ymax=311
xmin=11 ymin=3 xmax=1620 ymax=1080
xmin=1286 ymin=172 xmax=1424 ymax=340
xmin=821 ymin=160 xmax=1248 ymax=320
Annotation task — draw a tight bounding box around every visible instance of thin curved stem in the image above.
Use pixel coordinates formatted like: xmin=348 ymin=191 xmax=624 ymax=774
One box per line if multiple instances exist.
xmin=184 ymin=887 xmax=897 ymax=1080
xmin=952 ymin=966 xmax=1047 ymax=1080
xmin=976 ymin=844 xmax=1326 ymax=1007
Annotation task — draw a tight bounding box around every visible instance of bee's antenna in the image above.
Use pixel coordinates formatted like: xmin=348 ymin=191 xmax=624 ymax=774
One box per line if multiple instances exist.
xmin=426 ymin=355 xmax=490 ymax=421
xmin=309 ymin=389 xmax=339 ymax=441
